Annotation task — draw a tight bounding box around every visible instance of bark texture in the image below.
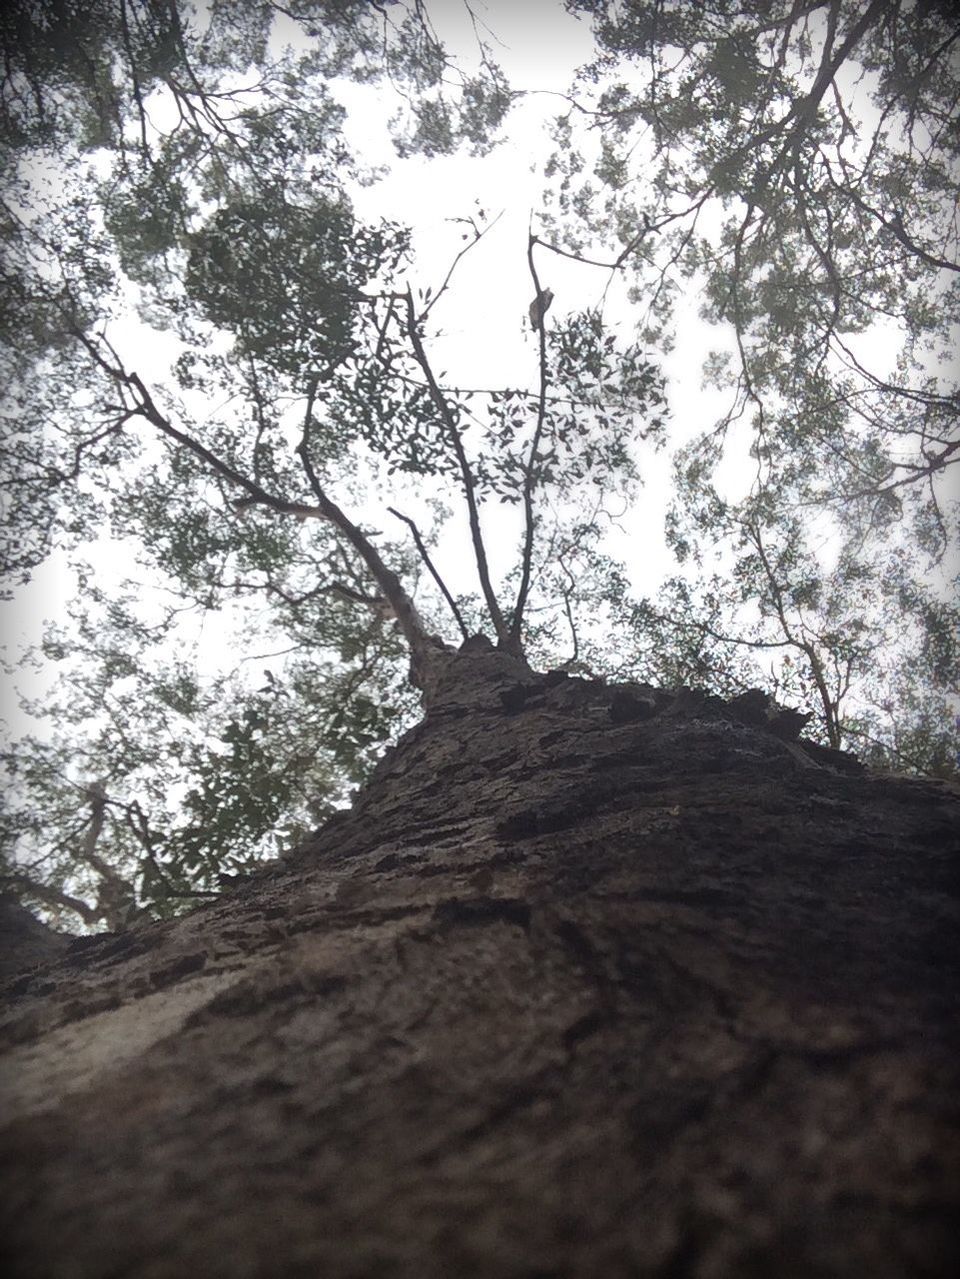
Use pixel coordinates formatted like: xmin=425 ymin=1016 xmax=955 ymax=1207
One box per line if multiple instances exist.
xmin=0 ymin=898 xmax=69 ymax=980
xmin=2 ymin=645 xmax=958 ymax=1278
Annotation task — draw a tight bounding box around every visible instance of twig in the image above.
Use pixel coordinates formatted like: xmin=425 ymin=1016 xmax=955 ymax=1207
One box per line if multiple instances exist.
xmin=420 ymin=209 xmax=504 ymax=323
xmin=510 ymin=231 xmax=551 ymax=645
xmin=388 ymin=506 xmax=469 ymax=639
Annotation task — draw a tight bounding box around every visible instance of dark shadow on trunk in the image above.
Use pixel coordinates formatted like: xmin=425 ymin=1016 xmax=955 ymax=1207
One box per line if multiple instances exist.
xmin=2 ymin=650 xmax=958 ymax=1278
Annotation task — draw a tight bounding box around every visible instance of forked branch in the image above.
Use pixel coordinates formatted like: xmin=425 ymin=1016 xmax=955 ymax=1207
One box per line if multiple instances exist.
xmin=401 ymin=289 xmax=514 ymax=650
xmin=388 ymin=506 xmax=470 ymax=640
xmin=69 ymin=324 xmax=447 ymax=686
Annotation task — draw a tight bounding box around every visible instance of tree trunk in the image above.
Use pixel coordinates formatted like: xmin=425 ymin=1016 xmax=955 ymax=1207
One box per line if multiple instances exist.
xmin=2 ymin=646 xmax=958 ymax=1278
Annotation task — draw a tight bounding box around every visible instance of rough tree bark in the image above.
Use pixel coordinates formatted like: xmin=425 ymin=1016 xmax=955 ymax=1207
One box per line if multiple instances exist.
xmin=1 ymin=640 xmax=958 ymax=1277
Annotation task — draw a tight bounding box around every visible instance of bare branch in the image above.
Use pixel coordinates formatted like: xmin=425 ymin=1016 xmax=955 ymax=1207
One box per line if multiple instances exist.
xmin=419 ymin=209 xmax=504 ymax=323
xmin=388 ymin=506 xmax=469 ymax=640
xmin=401 ymin=288 xmax=513 ymax=649
xmin=556 ymin=553 xmax=580 ymax=669
xmin=511 ymin=233 xmax=551 ymax=646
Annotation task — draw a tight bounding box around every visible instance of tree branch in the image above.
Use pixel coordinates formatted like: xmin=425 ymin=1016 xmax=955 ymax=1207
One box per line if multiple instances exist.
xmin=419 ymin=209 xmax=504 ymax=323
xmin=510 ymin=233 xmax=551 ymax=645
xmin=388 ymin=506 xmax=469 ymax=640
xmin=6 ymin=874 xmax=102 ymax=928
xmin=69 ymin=324 xmax=448 ymax=687
xmin=401 ymin=288 xmax=513 ymax=649
xmin=747 ymin=522 xmax=842 ymax=748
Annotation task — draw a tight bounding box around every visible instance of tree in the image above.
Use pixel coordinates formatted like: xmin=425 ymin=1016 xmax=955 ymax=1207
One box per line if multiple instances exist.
xmin=1 ymin=3 xmax=959 ymax=1271
xmin=0 ymin=0 xmax=954 ymax=921
xmin=2 ymin=0 xmax=957 ymax=927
